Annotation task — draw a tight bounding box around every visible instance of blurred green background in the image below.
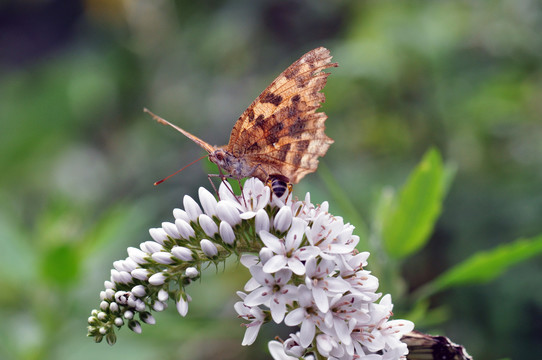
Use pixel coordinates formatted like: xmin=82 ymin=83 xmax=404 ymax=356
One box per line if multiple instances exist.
xmin=1 ymin=0 xmax=541 ymax=359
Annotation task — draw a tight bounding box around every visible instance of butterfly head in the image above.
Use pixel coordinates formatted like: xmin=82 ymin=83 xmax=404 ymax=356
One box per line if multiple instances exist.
xmin=209 ymin=148 xmax=255 ymax=180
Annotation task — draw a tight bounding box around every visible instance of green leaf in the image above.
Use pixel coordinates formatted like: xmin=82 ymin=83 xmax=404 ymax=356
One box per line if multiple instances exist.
xmin=430 ymin=234 xmax=542 ymax=293
xmin=382 ymin=148 xmax=447 ymax=258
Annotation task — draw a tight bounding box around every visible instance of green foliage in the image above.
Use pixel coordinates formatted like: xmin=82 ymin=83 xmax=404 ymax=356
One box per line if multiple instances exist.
xmin=428 ymin=234 xmax=542 ymax=295
xmin=382 ymin=148 xmax=447 ymax=258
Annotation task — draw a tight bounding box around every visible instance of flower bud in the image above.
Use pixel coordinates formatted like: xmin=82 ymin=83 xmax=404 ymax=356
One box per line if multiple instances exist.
xmin=200 ymin=239 xmax=218 ymax=258
xmin=172 ymin=208 xmax=190 ymax=222
xmin=199 ymin=214 xmax=218 ymax=236
xmin=161 ymin=221 xmax=181 ymax=239
xmin=171 ymin=246 xmax=194 ymax=261
xmin=255 ymin=208 xmax=270 ymax=233
xmin=199 ymin=187 xmax=218 ymax=217
xmin=127 ymin=247 xmax=148 ymax=265
xmin=149 ymin=272 xmax=167 ymax=286
xmin=149 ymin=228 xmax=168 ymax=245
xmin=152 ymin=252 xmax=174 ymax=264
xmin=216 ymin=201 xmax=241 ymax=226
xmin=128 ymin=320 xmax=142 ymax=334
xmin=274 ymin=206 xmax=293 ymax=232
xmin=131 ymin=268 xmax=150 ymax=281
xmin=185 ymin=267 xmax=199 ymax=278
xmin=158 ymin=289 xmax=169 ymax=302
xmin=175 ymin=219 xmax=195 ymax=239
xmin=219 ymin=221 xmax=235 ymax=245
xmin=183 ymin=195 xmax=202 ymax=221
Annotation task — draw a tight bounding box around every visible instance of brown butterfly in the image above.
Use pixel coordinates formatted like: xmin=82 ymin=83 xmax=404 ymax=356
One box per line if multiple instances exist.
xmin=145 ymin=47 xmax=337 ymax=195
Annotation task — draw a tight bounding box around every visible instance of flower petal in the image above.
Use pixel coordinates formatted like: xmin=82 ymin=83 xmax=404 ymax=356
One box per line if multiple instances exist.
xmin=263 ymin=255 xmax=287 ymax=274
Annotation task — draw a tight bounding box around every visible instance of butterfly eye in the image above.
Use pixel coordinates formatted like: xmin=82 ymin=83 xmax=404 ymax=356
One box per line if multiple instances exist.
xmin=215 ymin=152 xmax=224 ymax=161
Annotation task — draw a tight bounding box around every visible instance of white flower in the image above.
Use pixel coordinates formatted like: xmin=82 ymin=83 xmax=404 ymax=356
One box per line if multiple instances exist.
xmin=282 ymin=332 xmax=308 ymax=357
xmin=260 ymin=218 xmax=318 ymax=275
xmin=304 ymin=256 xmax=350 ymax=313
xmin=140 ymin=312 xmax=155 ymax=325
xmin=243 ymin=265 xmax=297 ymax=323
xmin=153 ymin=301 xmax=167 ymax=312
xmin=284 ymin=285 xmax=322 ymax=348
xmin=268 ymin=340 xmax=298 ymax=360
xmin=220 ymin=178 xmax=270 ymax=218
xmin=316 ymin=333 xmax=343 ymax=358
xmin=305 ymin=213 xmax=358 ymax=256
xmin=234 ymin=292 xmax=266 ymax=346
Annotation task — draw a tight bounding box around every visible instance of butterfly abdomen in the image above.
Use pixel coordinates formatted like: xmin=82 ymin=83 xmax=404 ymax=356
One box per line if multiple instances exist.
xmin=267 ymin=174 xmax=292 ymax=198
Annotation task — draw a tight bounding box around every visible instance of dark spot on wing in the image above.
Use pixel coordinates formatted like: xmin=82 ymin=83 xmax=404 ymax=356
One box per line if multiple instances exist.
xmin=288 ymin=116 xmax=305 ymax=136
xmin=270 ymin=122 xmax=284 ymax=133
xmin=261 ymin=92 xmax=283 ymax=106
xmin=275 ymin=143 xmax=291 ymax=161
xmin=255 ymin=114 xmax=265 ymax=128
xmin=247 ymin=109 xmax=255 ymax=122
xmin=295 ymin=140 xmax=310 ymax=152
xmin=284 ymin=66 xmax=299 ymax=79
xmin=266 ymin=132 xmax=279 ymax=146
xmin=291 ymin=94 xmax=301 ymax=103
xmin=288 ymin=104 xmax=299 ymax=118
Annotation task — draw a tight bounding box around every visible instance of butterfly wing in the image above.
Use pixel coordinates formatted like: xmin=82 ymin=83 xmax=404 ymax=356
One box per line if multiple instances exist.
xmin=226 ymin=47 xmax=337 ymax=183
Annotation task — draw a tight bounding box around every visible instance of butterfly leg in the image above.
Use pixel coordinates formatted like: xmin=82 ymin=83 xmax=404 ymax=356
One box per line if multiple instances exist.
xmin=236 ymin=177 xmax=248 ymax=208
xmin=207 ymin=174 xmax=221 ymax=199
xmin=284 ymin=183 xmax=293 ymax=203
xmin=208 ymin=170 xmax=241 ymax=203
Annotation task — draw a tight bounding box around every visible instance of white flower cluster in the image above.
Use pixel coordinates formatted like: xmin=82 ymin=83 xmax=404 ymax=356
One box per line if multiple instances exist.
xmin=232 ymin=181 xmax=414 ymax=359
xmin=87 ymin=178 xmax=413 ymax=359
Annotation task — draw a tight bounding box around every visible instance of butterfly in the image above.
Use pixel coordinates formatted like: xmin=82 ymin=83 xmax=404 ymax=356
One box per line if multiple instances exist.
xmin=145 ymin=47 xmax=337 ymax=196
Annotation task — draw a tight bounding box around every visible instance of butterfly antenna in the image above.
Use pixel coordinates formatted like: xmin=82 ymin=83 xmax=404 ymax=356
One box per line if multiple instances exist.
xmin=143 ymin=107 xmax=216 ymax=154
xmin=144 ymin=108 xmax=174 ymax=128
xmin=154 ymin=154 xmax=208 ymax=185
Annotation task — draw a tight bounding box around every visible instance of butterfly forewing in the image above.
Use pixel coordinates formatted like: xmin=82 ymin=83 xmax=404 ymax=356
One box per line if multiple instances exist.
xmin=226 ymin=47 xmax=337 ymax=183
